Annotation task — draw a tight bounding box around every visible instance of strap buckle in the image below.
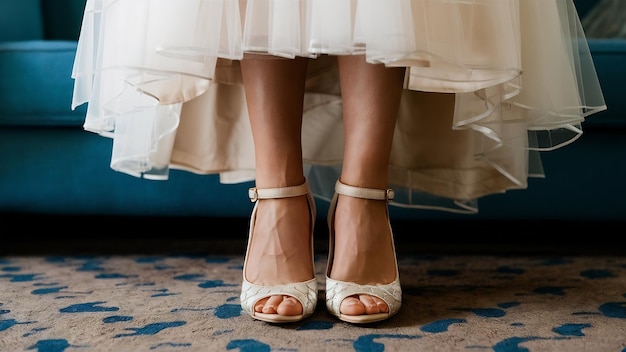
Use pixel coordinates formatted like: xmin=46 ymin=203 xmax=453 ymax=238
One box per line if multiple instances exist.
xmin=386 ymin=188 xmax=395 ymax=202
xmin=248 ymin=187 xmax=258 ymax=202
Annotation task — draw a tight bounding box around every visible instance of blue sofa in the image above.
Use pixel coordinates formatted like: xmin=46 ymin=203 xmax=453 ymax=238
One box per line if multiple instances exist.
xmin=1 ymin=0 xmax=624 ymax=228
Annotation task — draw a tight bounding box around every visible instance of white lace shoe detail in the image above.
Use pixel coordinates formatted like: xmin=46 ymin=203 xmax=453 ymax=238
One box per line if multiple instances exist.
xmin=325 ymin=276 xmax=401 ymax=324
xmin=240 ymin=278 xmax=318 ymax=323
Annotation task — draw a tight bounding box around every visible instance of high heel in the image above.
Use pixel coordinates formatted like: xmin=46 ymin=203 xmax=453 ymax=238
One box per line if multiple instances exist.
xmin=325 ymin=179 xmax=402 ymax=324
xmin=240 ymin=179 xmax=318 ymax=323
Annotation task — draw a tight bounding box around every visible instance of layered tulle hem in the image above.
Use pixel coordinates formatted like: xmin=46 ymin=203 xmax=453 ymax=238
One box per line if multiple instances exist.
xmin=71 ymin=0 xmax=607 ymax=213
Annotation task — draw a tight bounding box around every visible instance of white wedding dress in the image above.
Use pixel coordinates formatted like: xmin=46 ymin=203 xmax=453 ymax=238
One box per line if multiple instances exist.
xmin=71 ymin=0 xmax=606 ymax=213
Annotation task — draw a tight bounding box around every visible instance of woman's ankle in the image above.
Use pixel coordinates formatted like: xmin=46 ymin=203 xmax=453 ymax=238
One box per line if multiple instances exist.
xmin=329 ymin=195 xmax=396 ymax=285
xmin=246 ymin=196 xmax=314 ymax=285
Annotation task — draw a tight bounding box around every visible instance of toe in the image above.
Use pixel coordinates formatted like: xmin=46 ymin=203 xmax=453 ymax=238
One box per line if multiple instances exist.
xmin=254 ymin=297 xmax=269 ymax=313
xmin=360 ymin=295 xmax=388 ymax=314
xmin=339 ymin=295 xmax=389 ymax=316
xmin=339 ymin=296 xmax=366 ymax=316
xmin=256 ymin=295 xmax=303 ymax=316
xmin=260 ymin=295 xmax=284 ymax=314
xmin=276 ymin=296 xmax=303 ymax=316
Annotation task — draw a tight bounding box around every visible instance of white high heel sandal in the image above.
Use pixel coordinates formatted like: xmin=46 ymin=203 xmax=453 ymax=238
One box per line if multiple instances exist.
xmin=325 ymin=180 xmax=402 ymax=324
xmin=240 ymin=179 xmax=318 ymax=323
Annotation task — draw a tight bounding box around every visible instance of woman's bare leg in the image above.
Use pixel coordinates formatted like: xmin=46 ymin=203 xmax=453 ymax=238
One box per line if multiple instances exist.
xmin=240 ymin=55 xmax=312 ymax=317
xmin=331 ymin=55 xmax=405 ymax=316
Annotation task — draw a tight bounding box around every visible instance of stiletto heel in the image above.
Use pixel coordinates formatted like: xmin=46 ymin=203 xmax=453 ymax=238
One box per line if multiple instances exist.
xmin=240 ymin=179 xmax=317 ymax=323
xmin=325 ymin=179 xmax=402 ymax=324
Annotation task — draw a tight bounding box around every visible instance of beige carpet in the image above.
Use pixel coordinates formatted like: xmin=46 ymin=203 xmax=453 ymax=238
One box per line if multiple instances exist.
xmin=1 ymin=254 xmax=625 ymax=352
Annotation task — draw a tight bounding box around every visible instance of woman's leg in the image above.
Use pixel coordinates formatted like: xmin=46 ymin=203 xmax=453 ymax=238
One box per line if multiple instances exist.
xmin=332 ymin=55 xmax=406 ymax=316
xmin=240 ymin=55 xmax=312 ymax=317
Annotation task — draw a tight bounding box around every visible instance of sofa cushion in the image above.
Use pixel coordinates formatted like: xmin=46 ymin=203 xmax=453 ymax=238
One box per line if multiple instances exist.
xmin=0 ymin=0 xmax=44 ymax=42
xmin=40 ymin=0 xmax=86 ymax=40
xmin=585 ymin=39 xmax=626 ymax=128
xmin=574 ymin=0 xmax=599 ymax=18
xmin=0 ymin=40 xmax=86 ymax=127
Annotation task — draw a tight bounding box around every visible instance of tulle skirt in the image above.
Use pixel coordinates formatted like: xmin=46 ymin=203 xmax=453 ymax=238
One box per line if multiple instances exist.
xmin=71 ymin=0 xmax=607 ymax=213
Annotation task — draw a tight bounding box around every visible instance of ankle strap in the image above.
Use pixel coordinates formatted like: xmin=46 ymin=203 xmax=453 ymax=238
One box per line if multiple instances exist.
xmin=335 ymin=180 xmax=394 ymax=202
xmin=248 ymin=179 xmax=310 ymax=202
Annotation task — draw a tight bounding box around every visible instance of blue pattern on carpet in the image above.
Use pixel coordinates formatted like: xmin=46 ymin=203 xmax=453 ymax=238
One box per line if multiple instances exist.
xmin=0 ymin=255 xmax=625 ymax=351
